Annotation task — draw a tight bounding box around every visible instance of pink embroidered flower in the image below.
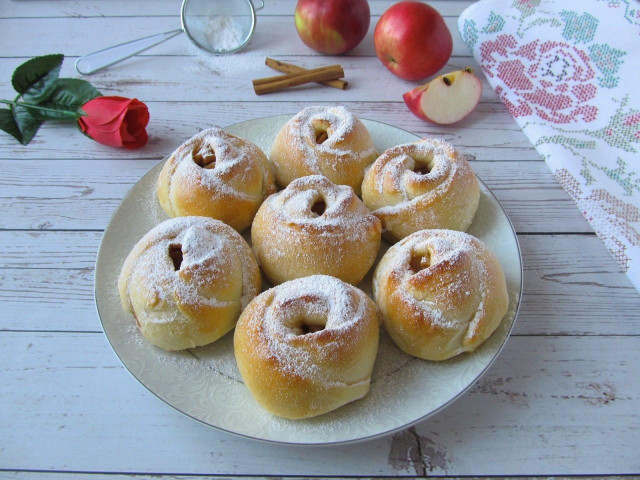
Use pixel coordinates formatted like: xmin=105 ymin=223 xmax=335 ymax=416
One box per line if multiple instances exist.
xmin=623 ymin=112 xmax=640 ymax=139
xmin=480 ymin=34 xmax=599 ymax=123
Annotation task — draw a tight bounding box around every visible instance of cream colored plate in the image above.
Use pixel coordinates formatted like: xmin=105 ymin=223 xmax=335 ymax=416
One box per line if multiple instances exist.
xmin=94 ymin=115 xmax=523 ymax=445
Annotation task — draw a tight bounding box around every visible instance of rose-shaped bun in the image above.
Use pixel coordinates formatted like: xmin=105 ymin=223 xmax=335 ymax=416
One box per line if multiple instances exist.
xmin=373 ymin=229 xmax=508 ymax=361
xmin=361 ymin=138 xmax=479 ymax=242
xmin=251 ymin=175 xmax=382 ymax=285
xmin=234 ymin=275 xmax=380 ymax=419
xmin=157 ymin=128 xmax=276 ymax=232
xmin=269 ymin=106 xmax=377 ymax=195
xmin=118 ymin=217 xmax=261 ymax=351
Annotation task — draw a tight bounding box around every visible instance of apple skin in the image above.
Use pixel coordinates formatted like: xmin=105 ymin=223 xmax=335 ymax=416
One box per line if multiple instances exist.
xmin=403 ymin=68 xmax=482 ymax=125
xmin=294 ymin=0 xmax=371 ymax=55
xmin=374 ymin=1 xmax=452 ymax=81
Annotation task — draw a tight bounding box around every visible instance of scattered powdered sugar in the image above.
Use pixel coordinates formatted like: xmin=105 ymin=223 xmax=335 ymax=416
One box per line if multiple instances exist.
xmin=121 ymin=217 xmax=252 ymax=324
xmin=256 ymin=275 xmax=370 ymax=384
xmin=204 ymin=15 xmax=245 ymax=52
xmin=381 ymin=230 xmax=489 ymax=330
xmin=189 ymin=43 xmax=261 ymax=77
xmin=370 ymin=138 xmax=460 ymax=214
xmin=169 ymin=128 xmax=263 ymax=201
xmin=264 ymin=175 xmax=377 ymax=244
xmin=284 ymin=106 xmax=377 ymax=172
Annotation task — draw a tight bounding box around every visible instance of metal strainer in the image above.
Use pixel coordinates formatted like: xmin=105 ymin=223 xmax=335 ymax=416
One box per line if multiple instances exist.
xmin=75 ymin=0 xmax=264 ymax=75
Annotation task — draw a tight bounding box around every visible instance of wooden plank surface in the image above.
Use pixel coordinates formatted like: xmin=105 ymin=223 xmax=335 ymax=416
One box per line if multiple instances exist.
xmin=0 ymin=101 xmax=537 ymax=160
xmin=2 ymin=233 xmax=638 ymax=335
xmin=1 ymin=332 xmax=638 ymax=476
xmin=0 ymin=1 xmax=472 ymax=18
xmin=0 ymin=15 xmax=470 ymax=57
xmin=0 ymin=159 xmax=588 ymax=231
xmin=1 ymin=0 xmax=638 ymax=477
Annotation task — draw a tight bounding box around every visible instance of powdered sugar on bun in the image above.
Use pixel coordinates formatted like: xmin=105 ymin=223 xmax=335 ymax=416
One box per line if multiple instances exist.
xmin=157 ymin=128 xmax=275 ymax=232
xmin=269 ymin=106 xmax=377 ymax=195
xmin=373 ymin=229 xmax=508 ymax=361
xmin=251 ymin=175 xmax=382 ymax=285
xmin=362 ymin=138 xmax=480 ymax=242
xmin=118 ymin=216 xmax=261 ymax=351
xmin=234 ymin=275 xmax=380 ymax=419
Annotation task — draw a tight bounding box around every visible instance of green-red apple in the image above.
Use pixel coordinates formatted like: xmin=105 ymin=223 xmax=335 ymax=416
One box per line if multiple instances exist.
xmin=374 ymin=1 xmax=452 ymax=81
xmin=294 ymin=0 xmax=371 ymax=55
xmin=403 ymin=68 xmax=482 ymax=124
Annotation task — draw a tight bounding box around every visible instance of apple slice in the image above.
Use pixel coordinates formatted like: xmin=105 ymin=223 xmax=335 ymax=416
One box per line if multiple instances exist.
xmin=403 ymin=67 xmax=482 ymax=125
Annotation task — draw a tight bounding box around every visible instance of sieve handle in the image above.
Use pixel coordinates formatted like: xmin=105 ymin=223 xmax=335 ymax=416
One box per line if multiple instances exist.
xmin=75 ymin=29 xmax=183 ymax=75
xmin=252 ymin=0 xmax=265 ymax=11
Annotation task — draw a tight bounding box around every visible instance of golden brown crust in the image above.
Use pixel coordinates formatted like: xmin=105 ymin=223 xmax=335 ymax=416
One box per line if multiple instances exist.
xmin=269 ymin=106 xmax=377 ymax=195
xmin=361 ymin=139 xmax=479 ymax=242
xmin=373 ymin=229 xmax=508 ymax=361
xmin=234 ymin=275 xmax=381 ymax=419
xmin=118 ymin=217 xmax=261 ymax=351
xmin=251 ymin=175 xmax=382 ymax=285
xmin=157 ymin=128 xmax=276 ymax=232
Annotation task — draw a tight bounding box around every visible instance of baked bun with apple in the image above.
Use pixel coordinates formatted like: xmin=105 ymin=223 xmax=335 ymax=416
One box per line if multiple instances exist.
xmin=251 ymin=175 xmax=382 ymax=285
xmin=373 ymin=229 xmax=508 ymax=361
xmin=157 ymin=128 xmax=276 ymax=232
xmin=234 ymin=275 xmax=381 ymax=419
xmin=269 ymin=106 xmax=377 ymax=195
xmin=118 ymin=217 xmax=261 ymax=351
xmin=361 ymin=138 xmax=479 ymax=242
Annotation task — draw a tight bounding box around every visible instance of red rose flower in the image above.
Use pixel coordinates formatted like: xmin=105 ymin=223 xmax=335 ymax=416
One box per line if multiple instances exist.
xmin=78 ymin=96 xmax=149 ymax=149
xmin=480 ymin=34 xmax=598 ymax=124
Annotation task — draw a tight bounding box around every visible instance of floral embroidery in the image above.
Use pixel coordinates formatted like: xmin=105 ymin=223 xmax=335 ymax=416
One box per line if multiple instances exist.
xmin=460 ymin=0 xmax=640 ymax=289
xmin=513 ymin=0 xmax=542 ymax=18
xmin=556 ymin=169 xmax=640 ymax=272
xmin=462 ymin=19 xmax=479 ymax=48
xmin=481 ymin=35 xmax=599 ymax=123
xmin=560 ymin=10 xmax=598 ymax=43
xmin=588 ymin=43 xmax=626 ymax=88
xmin=482 ymin=12 xmax=506 ymax=33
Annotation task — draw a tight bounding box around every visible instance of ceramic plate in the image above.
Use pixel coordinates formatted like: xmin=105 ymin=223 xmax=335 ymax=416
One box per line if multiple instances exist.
xmin=94 ymin=115 xmax=523 ymax=445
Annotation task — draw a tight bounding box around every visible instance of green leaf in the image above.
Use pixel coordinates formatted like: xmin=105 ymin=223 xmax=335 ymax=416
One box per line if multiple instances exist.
xmin=34 ymin=78 xmax=102 ymax=120
xmin=11 ymin=54 xmax=64 ymax=104
xmin=13 ymin=105 xmax=43 ymax=145
xmin=0 ymin=108 xmax=22 ymax=143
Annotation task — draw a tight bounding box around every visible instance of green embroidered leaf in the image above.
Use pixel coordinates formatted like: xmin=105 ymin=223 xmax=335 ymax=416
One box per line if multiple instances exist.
xmin=589 ymin=44 xmax=625 ymax=89
xmin=462 ymin=19 xmax=479 ymax=48
xmin=537 ymin=135 xmax=597 ymax=150
xmin=13 ymin=105 xmax=43 ymax=145
xmin=11 ymin=54 xmax=64 ymax=104
xmin=560 ymin=11 xmax=598 ymax=44
xmin=34 ymin=78 xmax=102 ymax=120
xmin=0 ymin=108 xmax=22 ymax=143
xmin=482 ymin=12 xmax=505 ymax=34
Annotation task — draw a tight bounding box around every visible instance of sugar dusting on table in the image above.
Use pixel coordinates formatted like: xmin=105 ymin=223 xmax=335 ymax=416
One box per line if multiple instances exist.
xmin=204 ymin=15 xmax=244 ymax=52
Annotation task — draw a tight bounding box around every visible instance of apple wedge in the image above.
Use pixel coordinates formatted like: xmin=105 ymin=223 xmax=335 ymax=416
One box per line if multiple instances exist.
xmin=403 ymin=67 xmax=482 ymax=125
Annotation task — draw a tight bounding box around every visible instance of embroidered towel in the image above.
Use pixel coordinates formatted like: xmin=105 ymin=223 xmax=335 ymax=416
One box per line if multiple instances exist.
xmin=458 ymin=0 xmax=640 ymax=292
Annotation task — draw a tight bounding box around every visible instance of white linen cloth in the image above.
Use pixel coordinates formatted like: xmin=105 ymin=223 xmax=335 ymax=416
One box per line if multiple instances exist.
xmin=458 ymin=0 xmax=640 ymax=292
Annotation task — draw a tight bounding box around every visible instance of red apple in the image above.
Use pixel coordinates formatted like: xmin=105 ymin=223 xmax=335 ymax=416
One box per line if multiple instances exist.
xmin=374 ymin=1 xmax=452 ymax=81
xmin=403 ymin=67 xmax=482 ymax=124
xmin=294 ymin=0 xmax=371 ymax=55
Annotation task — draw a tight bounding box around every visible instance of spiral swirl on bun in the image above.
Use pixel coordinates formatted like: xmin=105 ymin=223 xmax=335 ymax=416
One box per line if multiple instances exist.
xmin=373 ymin=229 xmax=508 ymax=361
xmin=157 ymin=128 xmax=276 ymax=232
xmin=251 ymin=175 xmax=382 ymax=285
xmin=234 ymin=275 xmax=381 ymax=419
xmin=118 ymin=217 xmax=261 ymax=351
xmin=362 ymin=138 xmax=479 ymax=242
xmin=269 ymin=106 xmax=377 ymax=195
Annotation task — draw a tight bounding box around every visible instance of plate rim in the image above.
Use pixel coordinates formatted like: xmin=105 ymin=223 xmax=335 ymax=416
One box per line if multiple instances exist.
xmin=94 ymin=113 xmax=524 ymax=446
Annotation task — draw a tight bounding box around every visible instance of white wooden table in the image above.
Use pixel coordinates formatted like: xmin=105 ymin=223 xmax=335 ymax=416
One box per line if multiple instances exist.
xmin=1 ymin=1 xmax=639 ymax=477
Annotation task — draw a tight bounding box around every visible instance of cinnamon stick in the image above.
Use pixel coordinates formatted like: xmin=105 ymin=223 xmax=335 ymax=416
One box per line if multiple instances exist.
xmin=252 ymin=65 xmax=344 ymax=95
xmin=265 ymin=58 xmax=348 ymax=90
